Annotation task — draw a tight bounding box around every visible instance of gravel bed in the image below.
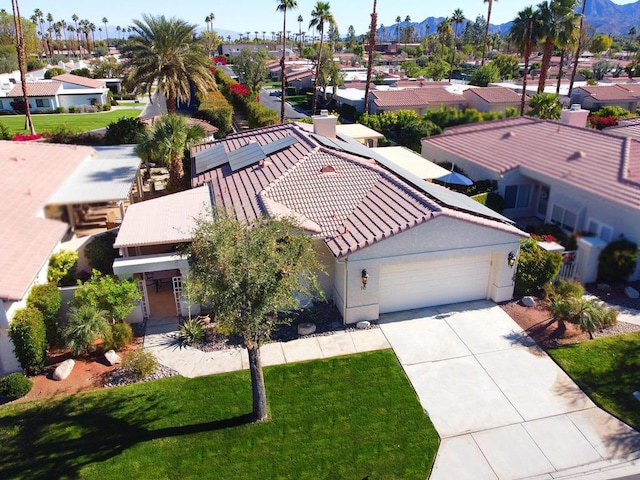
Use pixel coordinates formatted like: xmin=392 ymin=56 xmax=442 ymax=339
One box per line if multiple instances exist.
xmin=593 ymin=321 xmax=640 ymax=339
xmin=104 ymin=364 xmax=180 ymax=388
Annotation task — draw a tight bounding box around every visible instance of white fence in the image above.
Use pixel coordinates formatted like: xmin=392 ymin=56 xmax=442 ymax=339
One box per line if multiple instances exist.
xmin=557 ymin=250 xmax=579 ymax=281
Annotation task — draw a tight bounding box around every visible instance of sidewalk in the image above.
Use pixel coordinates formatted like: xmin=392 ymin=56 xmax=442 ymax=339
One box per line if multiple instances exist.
xmin=144 ymin=327 xmax=390 ymax=378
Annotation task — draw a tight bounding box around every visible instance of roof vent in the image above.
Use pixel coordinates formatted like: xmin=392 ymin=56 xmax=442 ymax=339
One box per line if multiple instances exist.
xmin=503 ymin=131 xmax=516 ymax=139
xmin=320 ymin=165 xmax=337 ymax=174
xmin=570 ymin=103 xmax=581 ymax=111
xmin=569 ymin=150 xmax=587 ymax=161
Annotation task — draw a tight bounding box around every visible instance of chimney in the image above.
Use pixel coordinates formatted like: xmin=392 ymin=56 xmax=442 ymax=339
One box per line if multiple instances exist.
xmin=560 ymin=104 xmax=589 ymax=128
xmin=312 ymin=109 xmax=337 ymax=139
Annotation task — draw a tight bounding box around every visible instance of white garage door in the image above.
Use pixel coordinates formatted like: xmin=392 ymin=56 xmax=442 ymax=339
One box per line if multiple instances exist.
xmin=378 ymin=255 xmax=491 ymax=314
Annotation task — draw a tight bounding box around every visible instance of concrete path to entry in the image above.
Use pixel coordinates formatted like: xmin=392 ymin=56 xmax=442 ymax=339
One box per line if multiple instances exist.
xmin=379 ymin=300 xmax=640 ymax=480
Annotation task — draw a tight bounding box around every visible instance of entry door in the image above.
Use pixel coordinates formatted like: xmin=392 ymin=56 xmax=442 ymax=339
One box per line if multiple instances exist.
xmin=537 ymin=186 xmax=550 ymax=219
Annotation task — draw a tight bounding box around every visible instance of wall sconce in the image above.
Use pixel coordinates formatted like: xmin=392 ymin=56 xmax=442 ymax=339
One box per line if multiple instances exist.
xmin=507 ymin=252 xmax=517 ymax=268
xmin=361 ymin=269 xmax=369 ymax=289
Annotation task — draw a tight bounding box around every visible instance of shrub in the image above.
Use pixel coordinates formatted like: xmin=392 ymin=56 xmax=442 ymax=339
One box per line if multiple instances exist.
xmin=598 ymin=239 xmax=638 ymax=282
xmin=103 ymin=322 xmax=134 ymax=351
xmin=0 ymin=373 xmax=33 ymax=400
xmin=56 ymin=106 xmax=65 ymax=114
xmin=196 ymin=90 xmax=233 ymax=138
xmin=68 ymin=106 xmax=76 ymax=113
xmin=102 ymin=103 xmax=112 ymax=111
xmin=122 ymin=350 xmax=158 ymax=381
xmin=543 ymin=278 xmax=584 ymax=301
xmin=47 ymin=249 xmax=78 ymax=286
xmin=44 ymin=67 xmax=65 ymax=79
xmin=84 ymin=231 xmax=119 ymax=274
xmin=0 ymin=121 xmax=10 ymax=140
xmin=63 ymin=304 xmax=111 ymax=356
xmin=72 ymin=270 xmax=140 ymax=322
xmin=178 ymin=318 xmax=205 ymax=345
xmin=8 ymin=307 xmax=47 ymax=375
xmin=515 ymin=238 xmax=563 ymax=295
xmin=104 ymin=116 xmax=146 ymax=145
xmin=26 ymin=283 xmax=62 ymax=346
xmin=548 ymin=294 xmax=617 ymax=339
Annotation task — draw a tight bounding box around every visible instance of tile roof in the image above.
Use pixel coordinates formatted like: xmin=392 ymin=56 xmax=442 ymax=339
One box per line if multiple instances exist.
xmin=576 ymin=85 xmax=639 ymax=101
xmin=0 ymin=141 xmax=92 ymax=300
xmin=7 ymin=81 xmax=62 ymax=97
xmin=371 ymin=87 xmax=465 ymax=108
xmin=464 ymin=86 xmax=523 ymax=103
xmin=192 ymin=122 xmax=524 ymax=258
xmin=423 ymin=116 xmax=640 ymax=210
xmin=52 ymin=73 xmax=106 ymax=89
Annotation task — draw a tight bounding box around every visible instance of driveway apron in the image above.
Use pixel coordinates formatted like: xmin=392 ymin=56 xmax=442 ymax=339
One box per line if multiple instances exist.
xmin=379 ymin=300 xmax=640 ymax=480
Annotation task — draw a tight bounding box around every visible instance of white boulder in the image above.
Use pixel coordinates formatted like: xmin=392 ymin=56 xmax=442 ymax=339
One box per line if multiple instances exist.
xmin=356 ymin=320 xmax=371 ymax=329
xmin=104 ymin=350 xmax=122 ymax=366
xmin=297 ymin=323 xmax=316 ymax=335
xmin=521 ymin=296 xmax=536 ymax=307
xmin=53 ymin=359 xmax=75 ymax=381
xmin=625 ymin=286 xmax=639 ymax=299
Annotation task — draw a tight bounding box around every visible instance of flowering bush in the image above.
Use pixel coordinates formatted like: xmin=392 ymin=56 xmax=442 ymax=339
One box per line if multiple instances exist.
xmin=229 ymin=83 xmax=251 ymax=98
xmin=12 ymin=133 xmax=42 ymax=141
xmin=212 ymin=56 xmax=227 ymax=65
xmin=588 ymin=115 xmax=617 ymax=130
xmin=532 ymin=234 xmax=557 ymax=243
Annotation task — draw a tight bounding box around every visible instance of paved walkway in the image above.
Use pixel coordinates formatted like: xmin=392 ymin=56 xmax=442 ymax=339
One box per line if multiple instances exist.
xmin=379 ymin=300 xmax=640 ymax=480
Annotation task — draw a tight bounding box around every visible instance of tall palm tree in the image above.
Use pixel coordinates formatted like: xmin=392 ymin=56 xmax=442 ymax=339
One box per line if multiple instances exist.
xmin=120 ymin=14 xmax=215 ymax=114
xmin=437 ymin=17 xmax=453 ymax=58
xmin=509 ymin=6 xmax=541 ymax=115
xmin=71 ymin=13 xmax=79 ymax=54
xmin=276 ymin=0 xmax=297 ymax=124
xmin=11 ymin=0 xmax=35 ymax=134
xmin=568 ymin=0 xmax=587 ymax=97
xmin=555 ymin=17 xmax=578 ymax=94
xmin=481 ymin=0 xmax=498 ymax=66
xmin=297 ymin=15 xmax=303 ymax=52
xmin=309 ymin=1 xmax=335 ymax=115
xmin=536 ymin=0 xmax=578 ymax=94
xmin=363 ymin=0 xmax=377 ymax=114
xmin=102 ymin=17 xmax=109 ymax=45
xmin=449 ymin=9 xmax=465 ymax=81
xmin=395 ymin=15 xmax=401 ymax=46
xmin=136 ymin=115 xmax=206 ymax=192
xmin=404 ymin=15 xmax=411 ymax=47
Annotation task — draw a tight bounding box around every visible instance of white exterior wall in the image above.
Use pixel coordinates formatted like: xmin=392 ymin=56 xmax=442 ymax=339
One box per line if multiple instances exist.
xmin=58 ymin=91 xmax=108 ymax=108
xmin=335 ymin=216 xmax=523 ymax=323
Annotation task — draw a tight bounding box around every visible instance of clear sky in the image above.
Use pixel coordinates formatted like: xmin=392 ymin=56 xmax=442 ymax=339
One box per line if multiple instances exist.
xmin=12 ymin=0 xmax=640 ymax=38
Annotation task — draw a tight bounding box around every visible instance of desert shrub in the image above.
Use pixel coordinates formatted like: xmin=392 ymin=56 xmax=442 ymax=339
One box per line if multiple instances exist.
xmin=72 ymin=270 xmax=140 ymax=322
xmin=44 ymin=67 xmax=65 ymax=79
xmin=104 ymin=116 xmax=146 ymax=145
xmin=598 ymin=239 xmax=638 ymax=282
xmin=84 ymin=231 xmax=119 ymax=274
xmin=56 ymin=106 xmax=65 ymax=113
xmin=548 ymin=295 xmax=617 ymax=339
xmin=63 ymin=304 xmax=111 ymax=356
xmin=122 ymin=350 xmax=158 ymax=381
xmin=178 ymin=317 xmax=205 ymax=345
xmin=70 ymin=67 xmax=91 ymax=77
xmin=0 ymin=121 xmax=11 ymax=140
xmin=103 ymin=322 xmax=134 ymax=351
xmin=543 ymin=278 xmax=584 ymax=301
xmin=26 ymin=283 xmax=62 ymax=346
xmin=515 ymin=238 xmax=563 ymax=295
xmin=68 ymin=106 xmax=76 ymax=113
xmin=47 ymin=249 xmax=78 ymax=286
xmin=0 ymin=373 xmax=33 ymax=400
xmin=8 ymin=307 xmax=47 ymax=375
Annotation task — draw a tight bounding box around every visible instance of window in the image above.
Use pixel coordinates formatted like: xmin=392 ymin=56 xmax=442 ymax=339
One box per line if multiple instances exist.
xmin=35 ymin=98 xmax=50 ymax=108
xmin=551 ymin=204 xmax=578 ymax=232
xmin=587 ymin=219 xmax=614 ymax=242
xmin=503 ymin=184 xmax=531 ymax=209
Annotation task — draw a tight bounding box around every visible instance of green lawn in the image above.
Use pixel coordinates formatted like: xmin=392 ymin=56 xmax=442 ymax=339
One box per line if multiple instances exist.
xmin=548 ymin=331 xmax=640 ymax=430
xmin=0 ymin=350 xmax=438 ymax=480
xmin=0 ymin=109 xmax=142 ymax=136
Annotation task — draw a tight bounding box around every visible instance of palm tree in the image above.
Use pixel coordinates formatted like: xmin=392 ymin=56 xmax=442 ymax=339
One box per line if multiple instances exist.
xmin=568 ymin=0 xmax=587 ymax=97
xmin=277 ymin=0 xmax=298 ymax=123
xmin=437 ymin=17 xmax=453 ymax=58
xmin=363 ymin=0 xmax=378 ymax=114
xmin=205 ymin=12 xmax=215 ymax=32
xmin=102 ymin=17 xmax=109 ymax=45
xmin=11 ymin=0 xmax=35 ymax=134
xmin=71 ymin=13 xmax=79 ymax=54
xmin=555 ymin=16 xmax=578 ymax=94
xmin=509 ymin=6 xmax=541 ymax=115
xmin=536 ymin=0 xmax=578 ymax=94
xmin=395 ymin=15 xmax=401 ymax=46
xmin=63 ymin=304 xmax=110 ymax=357
xmin=297 ymin=15 xmax=303 ymax=52
xmin=120 ymin=14 xmax=215 ymax=114
xmin=528 ymin=92 xmax=561 ymax=119
xmin=136 ymin=115 xmax=206 ymax=192
xmin=449 ymin=9 xmax=465 ymax=81
xmin=481 ymin=0 xmax=498 ymax=66
xmin=309 ymin=1 xmax=335 ymax=115
xmin=404 ymin=15 xmax=411 ymax=47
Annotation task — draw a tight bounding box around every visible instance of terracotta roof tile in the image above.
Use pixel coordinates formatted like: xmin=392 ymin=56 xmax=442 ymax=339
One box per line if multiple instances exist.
xmin=576 ymin=84 xmax=638 ymax=101
xmin=52 ymin=73 xmax=106 ymax=89
xmin=371 ymin=87 xmax=465 ymax=108
xmin=464 ymin=86 xmax=523 ymax=103
xmin=7 ymin=81 xmax=62 ymax=97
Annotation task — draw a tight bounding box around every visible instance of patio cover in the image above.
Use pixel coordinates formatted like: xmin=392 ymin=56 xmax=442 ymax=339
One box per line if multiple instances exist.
xmin=370 ymin=146 xmax=451 ymax=180
xmin=46 ymin=145 xmax=140 ymax=205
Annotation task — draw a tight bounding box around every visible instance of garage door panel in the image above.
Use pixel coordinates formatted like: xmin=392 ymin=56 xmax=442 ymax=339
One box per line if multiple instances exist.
xmin=379 ymin=256 xmax=491 ymax=313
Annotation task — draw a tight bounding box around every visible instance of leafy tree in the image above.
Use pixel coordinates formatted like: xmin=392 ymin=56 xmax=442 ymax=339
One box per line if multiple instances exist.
xmin=514 ymin=238 xmax=562 ymax=295
xmin=528 ymin=93 xmax=561 ymax=120
xmin=84 ymin=231 xmax=120 ymax=274
xmin=119 ymin=14 xmax=215 ymax=113
xmin=425 ymin=56 xmax=450 ymax=81
xmin=26 ymin=283 xmax=62 ymax=346
xmin=470 ymin=63 xmax=499 ymax=86
xmin=89 ymin=57 xmax=123 ymax=78
xmin=186 ymin=213 xmax=323 ymax=422
xmin=590 ymin=34 xmax=613 ymax=55
xmin=70 ymin=67 xmax=91 ymax=77
xmin=592 ymin=59 xmax=612 ymax=80
xmin=136 ymin=114 xmax=205 ymax=192
xmin=598 ymin=239 xmax=638 ymax=282
xmin=71 ymin=270 xmax=140 ymax=322
xmin=104 ymin=116 xmax=146 ymax=145
xmin=309 ymin=1 xmax=335 ymax=115
xmin=63 ymin=304 xmax=110 ymax=356
xmin=43 ymin=67 xmax=65 ymax=79
xmin=232 ymin=47 xmax=268 ymax=96
xmin=492 ymin=54 xmax=520 ymax=80
xmin=345 ymin=25 xmax=357 ymax=50
xmin=277 ymin=0 xmax=298 ymax=123
xmin=47 ymin=249 xmax=78 ymax=286
xmin=8 ymin=307 xmax=46 ymax=375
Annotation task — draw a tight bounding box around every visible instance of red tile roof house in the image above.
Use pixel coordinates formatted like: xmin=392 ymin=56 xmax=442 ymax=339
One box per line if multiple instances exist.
xmin=112 ymin=115 xmax=527 ymax=324
xmin=368 ymin=87 xmax=467 ymax=115
xmin=421 ymin=111 xmax=640 ymax=283
xmin=570 ymin=85 xmax=640 ymax=112
xmin=3 ymin=73 xmax=109 ymax=112
xmin=463 ymin=86 xmax=526 ymax=114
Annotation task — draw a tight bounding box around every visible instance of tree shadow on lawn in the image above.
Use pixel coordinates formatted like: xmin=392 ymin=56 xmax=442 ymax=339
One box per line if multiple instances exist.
xmin=0 ymin=391 xmax=253 ymax=480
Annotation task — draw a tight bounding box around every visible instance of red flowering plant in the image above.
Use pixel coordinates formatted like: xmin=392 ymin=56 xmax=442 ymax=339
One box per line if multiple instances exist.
xmin=229 ymin=83 xmax=251 ymax=99
xmin=212 ymin=56 xmax=227 ymax=66
xmin=587 ymin=115 xmax=617 ymax=130
xmin=532 ymin=234 xmax=557 ymax=243
xmin=12 ymin=133 xmax=42 ymax=141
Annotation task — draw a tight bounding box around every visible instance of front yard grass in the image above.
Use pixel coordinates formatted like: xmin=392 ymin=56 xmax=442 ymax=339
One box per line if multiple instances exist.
xmin=548 ymin=331 xmax=640 ymax=430
xmin=0 ymin=109 xmax=142 ymax=136
xmin=0 ymin=350 xmax=438 ymax=479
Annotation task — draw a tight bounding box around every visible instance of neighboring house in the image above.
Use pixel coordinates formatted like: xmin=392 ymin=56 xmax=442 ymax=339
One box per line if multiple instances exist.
xmin=368 ymin=87 xmax=467 ymax=115
xmin=287 ymin=69 xmax=314 ymax=93
xmin=571 ymin=85 xmax=639 ymax=112
xmin=3 ymin=73 xmax=109 ymax=112
xmin=463 ymin=86 xmax=525 ymax=114
xmin=421 ymin=113 xmax=640 ymax=281
xmin=112 ymin=117 xmax=526 ymax=324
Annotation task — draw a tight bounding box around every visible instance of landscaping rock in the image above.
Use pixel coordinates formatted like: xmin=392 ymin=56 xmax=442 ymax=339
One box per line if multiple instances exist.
xmin=53 ymin=359 xmax=75 ymax=381
xmin=297 ymin=322 xmax=316 ymax=335
xmin=104 ymin=350 xmax=121 ymax=366
xmin=521 ymin=296 xmax=536 ymax=307
xmin=597 ymin=283 xmax=612 ymax=293
xmin=625 ymin=286 xmax=640 ymax=299
xmin=356 ymin=320 xmax=371 ymax=329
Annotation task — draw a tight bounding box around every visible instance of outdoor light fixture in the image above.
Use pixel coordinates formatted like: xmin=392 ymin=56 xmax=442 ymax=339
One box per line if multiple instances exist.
xmin=508 ymin=252 xmax=517 ymax=268
xmin=361 ymin=269 xmax=369 ymax=289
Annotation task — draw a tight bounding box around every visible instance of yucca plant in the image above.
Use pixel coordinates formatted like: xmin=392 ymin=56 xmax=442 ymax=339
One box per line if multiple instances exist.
xmin=63 ymin=304 xmax=111 ymax=356
xmin=178 ymin=317 xmax=205 ymax=345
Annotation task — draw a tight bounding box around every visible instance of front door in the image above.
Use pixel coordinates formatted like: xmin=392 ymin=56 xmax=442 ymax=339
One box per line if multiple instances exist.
xmin=537 ymin=186 xmax=550 ymax=220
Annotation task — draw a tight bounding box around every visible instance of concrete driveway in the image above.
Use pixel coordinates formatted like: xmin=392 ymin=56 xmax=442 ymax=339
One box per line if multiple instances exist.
xmin=379 ymin=300 xmax=640 ymax=480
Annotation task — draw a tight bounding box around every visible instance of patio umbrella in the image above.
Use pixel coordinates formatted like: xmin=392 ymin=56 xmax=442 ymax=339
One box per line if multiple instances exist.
xmin=435 ymin=171 xmax=473 ymax=186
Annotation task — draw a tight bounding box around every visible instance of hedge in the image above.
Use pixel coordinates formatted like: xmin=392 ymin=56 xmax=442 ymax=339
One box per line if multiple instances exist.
xmin=196 ymin=90 xmax=233 ymax=138
xmin=8 ymin=307 xmax=47 ymax=375
xmin=26 ymin=283 xmax=62 ymax=346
